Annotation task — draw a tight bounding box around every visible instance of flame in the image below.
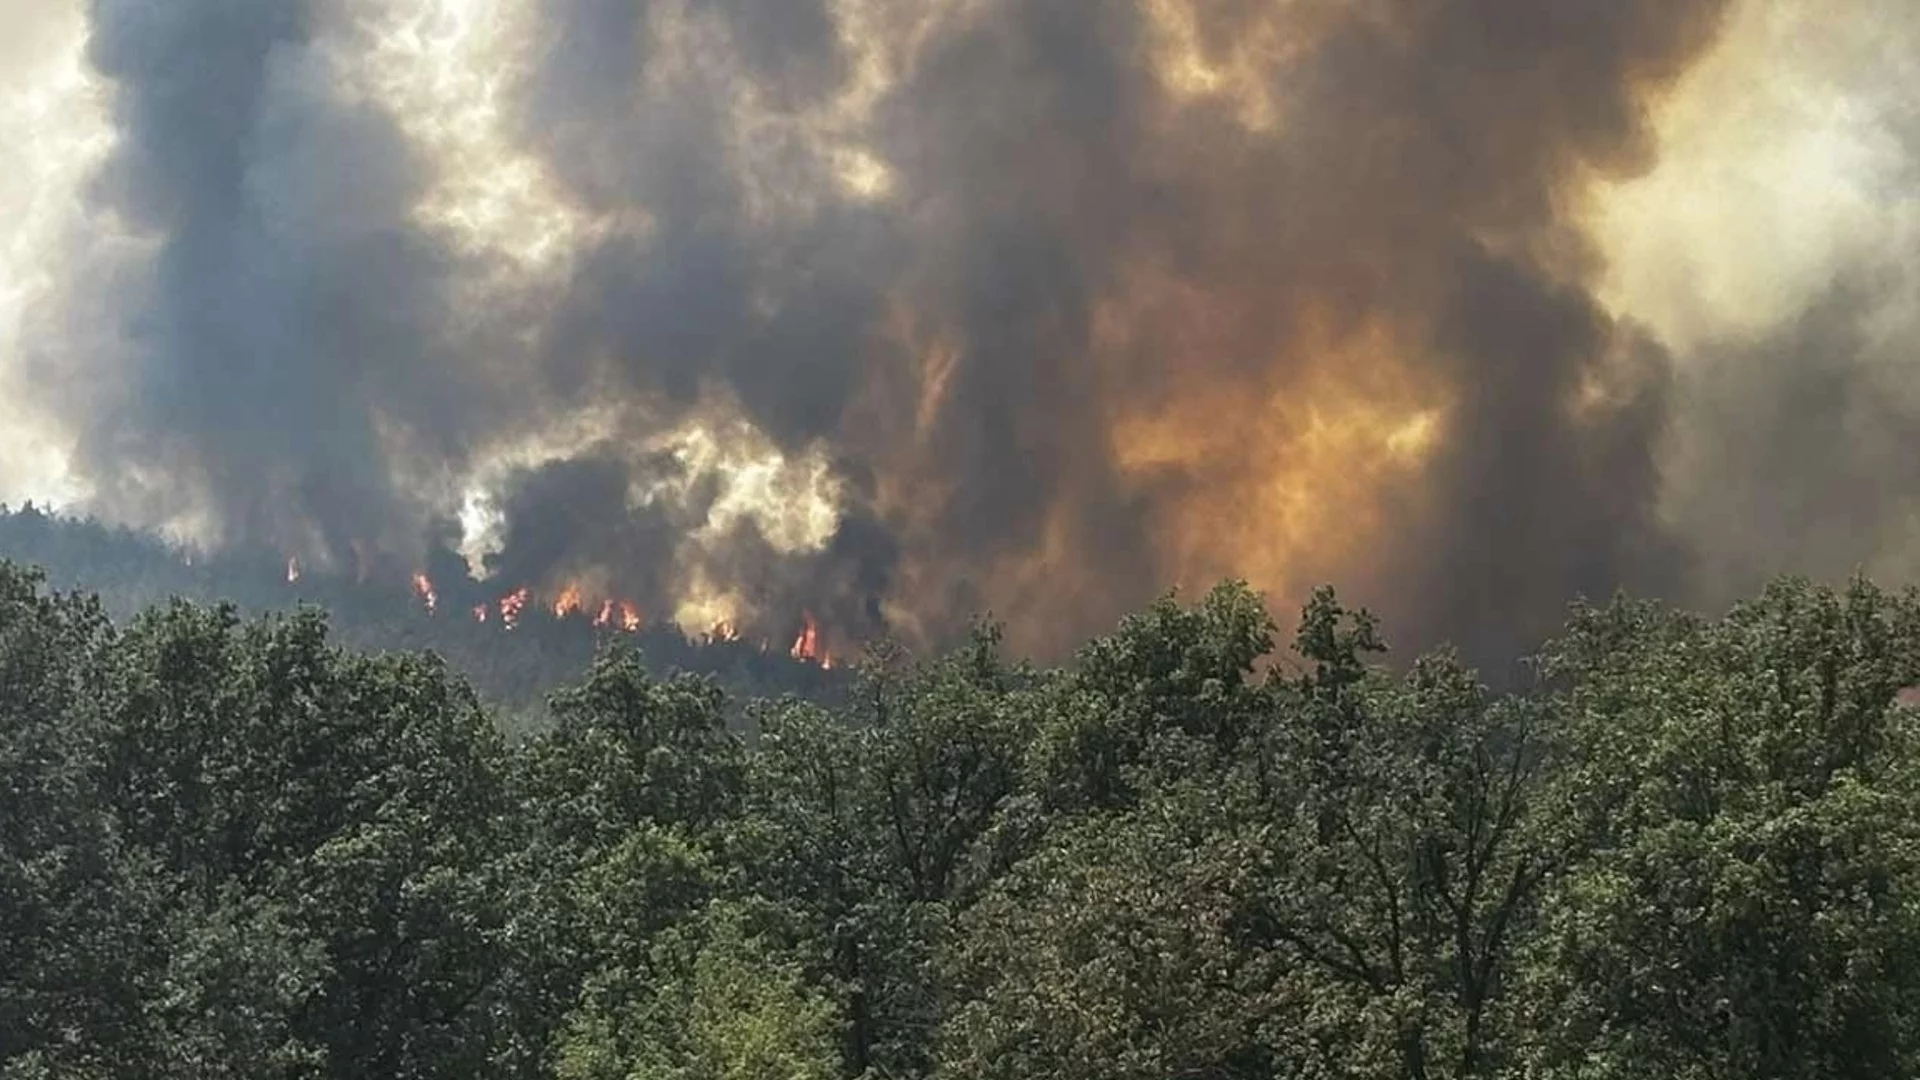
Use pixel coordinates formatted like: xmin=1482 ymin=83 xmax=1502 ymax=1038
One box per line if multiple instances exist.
xmin=412 ymin=572 xmax=438 ymax=614
xmin=790 ymin=612 xmax=822 ymax=663
xmin=285 ymin=556 xmax=301 ymax=584
xmin=363 ymin=567 xmax=835 ymax=659
xmin=499 ymin=586 xmax=529 ymax=630
xmin=589 ymin=597 xmax=644 ymax=632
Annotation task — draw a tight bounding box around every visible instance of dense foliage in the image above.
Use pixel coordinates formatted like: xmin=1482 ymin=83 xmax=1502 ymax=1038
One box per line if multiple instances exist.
xmin=5 ymin=558 xmax=1920 ymax=1079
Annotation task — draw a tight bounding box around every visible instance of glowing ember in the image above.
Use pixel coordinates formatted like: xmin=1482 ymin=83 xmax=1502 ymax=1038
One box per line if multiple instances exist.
xmin=499 ymin=587 xmax=529 ymax=630
xmin=472 ymin=603 xmax=489 ymax=623
xmin=621 ymin=602 xmax=643 ymax=632
xmin=285 ymin=556 xmax=301 ymax=584
xmin=552 ymin=583 xmax=584 ymax=619
xmin=709 ymin=620 xmax=740 ymax=644
xmin=411 ymin=572 xmax=438 ymax=614
xmin=790 ymin=612 xmax=822 ymax=663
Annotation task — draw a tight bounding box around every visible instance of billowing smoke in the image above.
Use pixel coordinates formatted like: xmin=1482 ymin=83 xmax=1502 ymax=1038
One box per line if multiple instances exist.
xmin=1 ymin=0 xmax=1916 ymax=666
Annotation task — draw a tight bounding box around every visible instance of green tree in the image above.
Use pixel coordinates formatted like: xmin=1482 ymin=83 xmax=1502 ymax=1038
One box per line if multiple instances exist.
xmin=739 ymin=627 xmax=1034 ymax=1077
xmin=100 ymin=602 xmax=521 ymax=1078
xmin=502 ymin=647 xmax=750 ymax=1074
xmin=1517 ymin=578 xmax=1920 ymax=1079
xmin=942 ymin=587 xmax=1549 ymax=1080
xmin=0 ymin=564 xmax=166 ymax=1076
xmin=1030 ymin=582 xmax=1276 ymax=815
xmin=556 ymin=902 xmax=842 ymax=1080
xmin=940 ymin=794 xmax=1274 ymax=1080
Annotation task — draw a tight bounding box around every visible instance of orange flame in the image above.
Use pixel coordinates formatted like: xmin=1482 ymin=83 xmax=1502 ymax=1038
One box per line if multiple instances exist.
xmin=382 ymin=569 xmax=835 ymax=661
xmin=412 ymin=572 xmax=438 ymax=615
xmin=285 ymin=556 xmax=301 ymax=584
xmin=500 ymin=587 xmax=529 ymax=630
xmin=589 ymin=598 xmax=644 ymax=632
xmin=790 ymin=612 xmax=822 ymax=663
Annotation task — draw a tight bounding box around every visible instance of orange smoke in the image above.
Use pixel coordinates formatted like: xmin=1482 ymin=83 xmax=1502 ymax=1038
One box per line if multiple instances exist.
xmin=862 ymin=286 xmax=1455 ymax=655
xmin=1100 ymin=286 xmax=1450 ymax=614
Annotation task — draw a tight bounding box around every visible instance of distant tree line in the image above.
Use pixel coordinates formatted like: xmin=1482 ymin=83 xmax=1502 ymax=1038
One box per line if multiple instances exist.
xmin=0 ymin=504 xmax=843 ymax=727
xmin=5 ymin=557 xmax=1920 ymax=1079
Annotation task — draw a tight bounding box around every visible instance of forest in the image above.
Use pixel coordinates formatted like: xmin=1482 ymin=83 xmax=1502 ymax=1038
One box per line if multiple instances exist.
xmin=6 ymin=552 xmax=1920 ymax=1080
xmin=0 ymin=505 xmax=845 ymax=725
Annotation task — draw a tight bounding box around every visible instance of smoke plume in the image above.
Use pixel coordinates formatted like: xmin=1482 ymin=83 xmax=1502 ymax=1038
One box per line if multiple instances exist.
xmin=1 ymin=0 xmax=1916 ymax=665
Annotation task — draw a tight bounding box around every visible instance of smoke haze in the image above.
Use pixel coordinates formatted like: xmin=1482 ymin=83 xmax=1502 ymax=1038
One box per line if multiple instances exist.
xmin=1 ymin=0 xmax=1915 ymax=665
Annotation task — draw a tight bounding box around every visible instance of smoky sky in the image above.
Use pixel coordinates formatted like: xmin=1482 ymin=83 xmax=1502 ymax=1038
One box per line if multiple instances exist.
xmin=15 ymin=0 xmax=1920 ymax=665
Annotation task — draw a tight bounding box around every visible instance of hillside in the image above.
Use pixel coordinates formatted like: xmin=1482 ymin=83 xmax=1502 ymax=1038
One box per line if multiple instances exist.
xmin=0 ymin=504 xmax=845 ymax=725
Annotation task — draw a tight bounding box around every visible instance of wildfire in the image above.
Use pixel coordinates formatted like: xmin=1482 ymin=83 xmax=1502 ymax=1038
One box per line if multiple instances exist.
xmin=412 ymin=572 xmax=438 ymax=614
xmin=790 ymin=612 xmax=822 ymax=663
xmin=285 ymin=556 xmax=301 ymax=584
xmin=591 ymin=598 xmax=644 ymax=633
xmin=352 ymin=568 xmax=841 ymax=663
xmin=499 ymin=586 xmax=529 ymax=630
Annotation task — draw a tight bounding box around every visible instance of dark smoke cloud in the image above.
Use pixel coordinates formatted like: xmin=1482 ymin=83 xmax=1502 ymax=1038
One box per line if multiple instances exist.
xmin=1667 ymin=271 xmax=1920 ymax=607
xmin=21 ymin=0 xmax=1919 ymax=663
xmin=57 ymin=0 xmax=500 ymax=565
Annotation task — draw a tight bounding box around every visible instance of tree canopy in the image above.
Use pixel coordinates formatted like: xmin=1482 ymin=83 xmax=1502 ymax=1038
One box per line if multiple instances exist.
xmin=4 ymin=558 xmax=1920 ymax=1078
